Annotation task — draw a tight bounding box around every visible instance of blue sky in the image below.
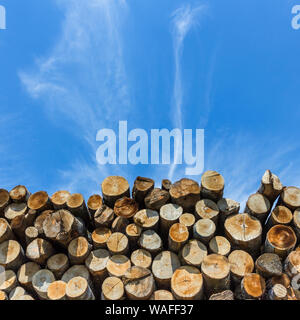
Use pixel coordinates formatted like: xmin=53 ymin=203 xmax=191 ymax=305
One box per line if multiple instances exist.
xmin=0 ymin=0 xmax=300 ymax=208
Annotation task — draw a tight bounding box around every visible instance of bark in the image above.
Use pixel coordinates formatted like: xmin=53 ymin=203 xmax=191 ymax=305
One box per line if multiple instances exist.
xmin=101 ymin=176 xmax=130 ymax=208
xmin=0 ymin=189 xmax=10 ymax=216
xmin=162 ymin=179 xmax=172 ymax=191
xmin=111 ymin=216 xmax=129 ymax=233
xmin=94 ymin=205 xmax=115 ymax=228
xmin=200 ymin=170 xmax=225 ymax=202
xmin=209 ymin=290 xmax=234 ymax=300
xmin=258 ymin=170 xmax=283 ymax=204
xmin=255 ymin=253 xmax=282 ymax=278
xmin=144 ymin=188 xmax=170 ymax=211
xmin=132 ymin=176 xmax=154 ymax=207
xmin=293 ymin=208 xmax=300 ymax=239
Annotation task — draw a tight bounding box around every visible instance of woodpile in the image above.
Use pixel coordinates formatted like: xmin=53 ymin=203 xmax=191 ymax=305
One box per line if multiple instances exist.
xmin=0 ymin=169 xmax=300 ymax=300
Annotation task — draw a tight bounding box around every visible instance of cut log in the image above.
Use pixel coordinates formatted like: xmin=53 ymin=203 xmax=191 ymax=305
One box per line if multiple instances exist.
xmin=284 ymin=250 xmax=300 ymax=278
xmin=85 ymin=249 xmax=110 ymax=286
xmin=130 ymin=249 xmax=152 ymax=269
xmin=11 ymin=209 xmax=36 ymax=245
xmin=245 ymin=193 xmax=271 ymax=224
xmin=114 ymin=197 xmax=138 ymax=219
xmin=0 ymin=290 xmax=7 ymax=300
xmin=34 ymin=210 xmax=53 ymax=237
xmin=258 ymin=170 xmax=283 ymax=204
xmin=168 ymin=223 xmax=189 ymax=253
xmin=193 ymin=218 xmax=216 ymax=244
xmin=9 ymin=185 xmax=30 ymax=203
xmin=133 ymin=209 xmax=159 ymax=230
xmin=268 ymin=283 xmax=287 ymax=300
xmin=25 ymin=226 xmax=38 ymax=245
xmin=66 ymin=276 xmax=95 ymax=300
xmin=102 ymin=276 xmax=124 ymax=300
xmin=200 ymin=170 xmax=225 ymax=202
xmin=61 ymin=265 xmax=92 ymax=286
xmin=68 ymin=236 xmax=92 ymax=265
xmin=9 ymin=286 xmax=26 ymax=300
xmin=217 ymin=198 xmax=240 ymax=233
xmin=47 ymin=281 xmax=67 ymax=300
xmin=132 ymin=176 xmax=154 ymax=206
xmin=293 ymin=208 xmax=300 ymax=239
xmin=87 ymin=194 xmax=103 ymax=216
xmin=267 ymin=206 xmax=293 ymax=230
xmin=162 ymin=179 xmax=172 ymax=191
xmin=241 ymin=273 xmax=266 ymax=300
xmin=138 ymin=230 xmax=163 ymax=255
xmin=265 ymin=225 xmax=297 ymax=259
xmin=278 ymin=186 xmax=300 ymax=211
xmin=0 ymin=269 xmax=17 ymax=294
xmin=50 ymin=190 xmax=70 ymax=210
xmin=66 ymin=193 xmax=90 ymax=225
xmin=209 ymin=236 xmax=231 ymax=256
xmin=152 ymin=250 xmax=181 ymax=289
xmin=171 ymin=265 xmax=203 ymax=300
xmin=255 ymin=253 xmax=282 ymax=278
xmin=179 ymin=213 xmax=195 ymax=234
xmin=179 ymin=239 xmax=207 ymax=268
xmin=111 ymin=217 xmax=129 ymax=233
xmin=26 ymin=238 xmax=55 ymax=265
xmin=106 ymin=255 xmax=131 ymax=278
xmin=201 ymin=254 xmax=230 ymax=296
xmin=0 ymin=218 xmax=15 ymax=244
xmin=228 ymin=250 xmax=254 ymax=285
xmin=92 ymin=227 xmax=112 ymax=249
xmin=267 ymin=273 xmax=291 ymax=291
xmin=224 ymin=213 xmax=262 ymax=256
xmin=125 ymin=223 xmax=142 ymax=249
xmin=94 ymin=205 xmax=115 ymax=228
xmin=4 ymin=202 xmax=28 ymax=223
xmin=47 ymin=253 xmax=69 ymax=279
xmin=0 ymin=240 xmax=25 ymax=270
xmin=101 ymin=176 xmax=130 ymax=208
xmin=17 ymin=262 xmax=41 ymax=291
xmin=169 ymin=178 xmax=201 ymax=212
xmin=106 ymin=232 xmax=129 ymax=256
xmin=150 ymin=290 xmax=174 ymax=300
xmin=160 ymin=203 xmax=183 ymax=234
xmin=14 ymin=294 xmax=34 ymax=300
xmin=209 ymin=290 xmax=234 ymax=300
xmin=32 ymin=269 xmax=55 ymax=300
xmin=195 ymin=199 xmax=219 ymax=224
xmin=0 ymin=189 xmax=10 ymax=215
xmin=28 ymin=191 xmax=51 ymax=212
xmin=144 ymin=188 xmax=170 ymax=211
xmin=123 ymin=266 xmax=155 ymax=300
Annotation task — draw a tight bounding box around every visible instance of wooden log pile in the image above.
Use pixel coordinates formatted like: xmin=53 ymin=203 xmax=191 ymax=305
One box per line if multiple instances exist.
xmin=0 ymin=170 xmax=300 ymax=300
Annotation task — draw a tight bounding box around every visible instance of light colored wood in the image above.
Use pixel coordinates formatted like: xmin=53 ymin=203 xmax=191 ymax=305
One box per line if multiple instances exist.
xmin=268 ymin=283 xmax=287 ymax=300
xmin=258 ymin=170 xmax=283 ymax=204
xmin=0 ymin=269 xmax=17 ymax=294
xmin=245 ymin=193 xmax=270 ymax=223
xmin=123 ymin=266 xmax=155 ymax=300
xmin=201 ymin=254 xmax=230 ymax=296
xmin=152 ymin=250 xmax=181 ymax=289
xmin=267 ymin=206 xmax=293 ymax=230
xmin=138 ymin=230 xmax=162 ymax=255
xmin=34 ymin=210 xmax=53 ymax=237
xmin=4 ymin=202 xmax=27 ymax=223
xmin=171 ymin=265 xmax=203 ymax=300
xmin=114 ymin=197 xmax=138 ymax=219
xmin=0 ymin=290 xmax=7 ymax=300
xmin=66 ymin=276 xmax=95 ymax=300
xmin=193 ymin=218 xmax=216 ymax=244
xmin=106 ymin=232 xmax=129 ymax=256
xmin=101 ymin=176 xmax=130 ymax=208
xmin=241 ymin=273 xmax=266 ymax=299
xmin=132 ymin=176 xmax=154 ymax=206
xmin=0 ymin=218 xmax=15 ymax=244
xmin=0 ymin=240 xmax=25 ymax=270
xmin=160 ymin=203 xmax=183 ymax=234
xmin=0 ymin=189 xmax=10 ymax=215
xmin=267 ymin=273 xmax=291 ymax=291
xmin=179 ymin=239 xmax=207 ymax=267
xmin=131 ymin=249 xmax=152 ymax=269
xmin=279 ymin=186 xmax=300 ymax=211
xmin=67 ymin=193 xmax=90 ymax=225
xmin=47 ymin=253 xmax=69 ymax=279
xmin=168 ymin=223 xmax=189 ymax=253
xmin=94 ymin=205 xmax=115 ymax=228
xmin=179 ymin=213 xmax=195 ymax=234
xmin=87 ymin=194 xmax=103 ymax=215
xmin=201 ymin=170 xmax=224 ymax=202
xmin=169 ymin=178 xmax=201 ymax=212
xmin=111 ymin=216 xmax=129 ymax=233
xmin=102 ymin=276 xmax=124 ymax=300
xmin=92 ymin=227 xmax=112 ymax=249
xmin=284 ymin=250 xmax=300 ymax=278
xmin=47 ymin=281 xmax=67 ymax=300
xmin=209 ymin=290 xmax=234 ymax=300
xmin=28 ymin=191 xmax=51 ymax=212
xmin=25 ymin=226 xmax=38 ymax=245
xmin=32 ymin=269 xmax=55 ymax=299
xmin=68 ymin=236 xmax=92 ymax=265
xmin=293 ymin=208 xmax=300 ymax=239
xmin=26 ymin=238 xmax=55 ymax=265
xmin=195 ymin=199 xmax=219 ymax=225
xmin=217 ymin=198 xmax=240 ymax=232
xmin=50 ymin=190 xmax=70 ymax=210
xmin=144 ymin=188 xmax=170 ymax=211
xmin=228 ymin=250 xmax=254 ymax=284
xmin=134 ymin=209 xmax=159 ymax=230
xmin=126 ymin=223 xmax=142 ymax=249
xmin=162 ymin=179 xmax=172 ymax=191
xmin=13 ymin=294 xmax=34 ymax=300
xmin=209 ymin=236 xmax=231 ymax=256
xmin=62 ymin=265 xmax=92 ymax=286
xmin=255 ymin=253 xmax=282 ymax=278
xmin=85 ymin=249 xmax=110 ymax=285
xmin=17 ymin=262 xmax=41 ymax=291
xmin=106 ymin=255 xmax=131 ymax=278
xmin=150 ymin=290 xmax=174 ymax=300
xmin=9 ymin=286 xmax=26 ymax=300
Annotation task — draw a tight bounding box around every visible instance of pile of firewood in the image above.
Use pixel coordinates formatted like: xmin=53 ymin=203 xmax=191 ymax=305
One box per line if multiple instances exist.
xmin=0 ymin=170 xmax=300 ymax=300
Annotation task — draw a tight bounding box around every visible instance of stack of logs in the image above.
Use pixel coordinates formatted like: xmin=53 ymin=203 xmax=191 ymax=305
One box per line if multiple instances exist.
xmin=0 ymin=170 xmax=300 ymax=300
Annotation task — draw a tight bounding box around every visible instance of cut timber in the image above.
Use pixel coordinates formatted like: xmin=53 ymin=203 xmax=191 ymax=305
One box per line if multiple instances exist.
xmin=267 ymin=273 xmax=290 ymax=290
xmin=0 ymin=270 xmax=17 ymax=293
xmin=209 ymin=236 xmax=231 ymax=256
xmin=193 ymin=218 xmax=216 ymax=244
xmin=114 ymin=197 xmax=138 ymax=219
xmin=32 ymin=269 xmax=55 ymax=300
xmin=66 ymin=276 xmax=95 ymax=300
xmin=92 ymin=227 xmax=112 ymax=249
xmin=4 ymin=202 xmax=28 ymax=223
xmin=130 ymin=249 xmax=152 ymax=269
xmin=201 ymin=170 xmax=225 ymax=202
xmin=169 ymin=178 xmax=201 ymax=212
xmin=152 ymin=250 xmax=181 ymax=289
xmin=14 ymin=294 xmax=34 ymax=300
xmin=11 ymin=211 xmax=36 ymax=245
xmin=201 ymin=254 xmax=230 ymax=296
xmin=102 ymin=276 xmax=124 ymax=300
xmin=125 ymin=224 xmax=142 ymax=249
xmin=0 ymin=218 xmax=15 ymax=244
xmin=255 ymin=253 xmax=282 ymax=278
xmin=293 ymin=208 xmax=300 ymax=239
xmin=265 ymin=225 xmax=297 ymax=259
xmin=9 ymin=286 xmax=26 ymax=300
xmin=171 ymin=266 xmax=203 ymax=300
xmin=0 ymin=290 xmax=7 ymax=300
xmin=209 ymin=290 xmax=234 ymax=300
xmin=0 ymin=189 xmax=10 ymax=215
xmin=144 ymin=188 xmax=170 ymax=211
xmin=245 ymin=193 xmax=271 ymax=223
xmin=50 ymin=190 xmax=70 ymax=210
xmin=17 ymin=262 xmax=41 ymax=291
xmin=132 ymin=176 xmax=154 ymax=206
xmin=9 ymin=185 xmax=30 ymax=203
xmin=123 ymin=266 xmax=155 ymax=300
xmin=268 ymin=283 xmax=287 ymax=300
xmin=101 ymin=176 xmax=130 ymax=208
xmin=47 ymin=254 xmax=69 ymax=279
xmin=151 ymin=290 xmax=174 ymax=300
xmin=85 ymin=249 xmax=110 ymax=285
xmin=241 ymin=273 xmax=266 ymax=299
xmin=179 ymin=213 xmax=195 ymax=234
xmin=68 ymin=236 xmax=92 ymax=265
xmin=284 ymin=250 xmax=300 ymax=278
xmin=28 ymin=191 xmax=51 ymax=212
xmin=34 ymin=210 xmax=53 ymax=237
xmin=168 ymin=223 xmax=189 ymax=253
xmin=258 ymin=170 xmax=283 ymax=204
xmin=195 ymin=199 xmax=219 ymax=224
xmin=267 ymin=206 xmax=293 ymax=229
xmin=279 ymin=186 xmax=300 ymax=211
xmin=217 ymin=198 xmax=240 ymax=232
xmin=134 ymin=209 xmax=159 ymax=230
xmin=87 ymin=194 xmax=103 ymax=216
xmin=224 ymin=213 xmax=262 ymax=256
xmin=138 ymin=230 xmax=162 ymax=255
xmin=111 ymin=217 xmax=129 ymax=233
xmin=228 ymin=250 xmax=254 ymax=284
xmin=180 ymin=239 xmax=207 ymax=268
xmin=160 ymin=203 xmax=183 ymax=234
xmin=162 ymin=179 xmax=172 ymax=191
xmin=106 ymin=255 xmax=131 ymax=278
xmin=66 ymin=193 xmax=90 ymax=225
xmin=62 ymin=265 xmax=91 ymax=286
xmin=26 ymin=238 xmax=55 ymax=265
xmin=94 ymin=205 xmax=114 ymax=228
xmin=25 ymin=226 xmax=38 ymax=245
xmin=106 ymin=232 xmax=129 ymax=256
xmin=47 ymin=281 xmax=67 ymax=300
xmin=0 ymin=240 xmax=24 ymax=270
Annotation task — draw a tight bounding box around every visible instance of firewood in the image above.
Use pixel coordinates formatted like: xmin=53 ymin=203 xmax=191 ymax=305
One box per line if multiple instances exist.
xmin=13 ymin=294 xmax=34 ymax=300
xmin=25 ymin=226 xmax=38 ymax=245
xmin=32 ymin=269 xmax=55 ymax=299
xmin=179 ymin=239 xmax=207 ymax=267
xmin=46 ymin=253 xmax=69 ymax=279
xmin=106 ymin=255 xmax=131 ymax=278
xmin=293 ymin=208 xmax=300 ymax=239
xmin=66 ymin=276 xmax=95 ymax=300
xmin=169 ymin=178 xmax=201 ymax=212
xmin=144 ymin=188 xmax=170 ymax=211
xmin=265 ymin=225 xmax=297 ymax=259
xmin=267 ymin=273 xmax=291 ymax=291
xmin=114 ymin=197 xmax=138 ymax=219
xmin=9 ymin=286 xmax=26 ymax=300
xmin=101 ymin=176 xmax=130 ymax=208
xmin=0 ymin=269 xmax=17 ymax=294
xmin=241 ymin=273 xmax=266 ymax=300
xmin=245 ymin=193 xmax=271 ymax=224
xmin=61 ymin=265 xmax=92 ymax=287
xmin=85 ymin=249 xmax=110 ymax=286
xmin=152 ymin=250 xmax=181 ymax=289
xmin=201 ymin=254 xmax=230 ymax=296
xmin=125 ymin=223 xmax=142 ymax=249
xmin=47 ymin=281 xmax=67 ymax=300
xmin=170 ymin=265 xmax=203 ymax=300
xmin=284 ymin=250 xmax=300 ymax=278
xmin=134 ymin=209 xmax=159 ymax=230
xmin=150 ymin=290 xmax=174 ymax=300
xmin=217 ymin=198 xmax=240 ymax=233
xmin=168 ymin=223 xmax=189 ymax=253
xmin=179 ymin=213 xmax=195 ymax=234
xmin=26 ymin=238 xmax=55 ymax=265
xmin=268 ymin=283 xmax=287 ymax=300
xmin=278 ymin=186 xmax=300 ymax=211
xmin=228 ymin=250 xmax=254 ymax=285
xmin=258 ymin=170 xmax=283 ymax=204
xmin=50 ymin=190 xmax=70 ymax=210
xmin=132 ymin=176 xmax=154 ymax=206
xmin=123 ymin=266 xmax=155 ymax=300
xmin=17 ymin=262 xmax=41 ymax=291
xmin=193 ymin=218 xmax=216 ymax=244
xmin=195 ymin=199 xmax=219 ymax=224
xmin=162 ymin=179 xmax=172 ymax=191
xmin=266 ymin=206 xmax=293 ymax=230
xmin=200 ymin=170 xmax=224 ymax=202
xmin=28 ymin=191 xmax=51 ymax=212
xmin=0 ymin=240 xmax=25 ymax=270
xmin=111 ymin=217 xmax=129 ymax=233
xmin=66 ymin=193 xmax=90 ymax=225
xmin=102 ymin=276 xmax=124 ymax=300
xmin=0 ymin=290 xmax=7 ymax=300
xmin=209 ymin=290 xmax=234 ymax=300
xmin=4 ymin=202 xmax=27 ymax=223
xmin=130 ymin=249 xmax=152 ymax=269
xmin=34 ymin=210 xmax=53 ymax=237
xmin=255 ymin=253 xmax=282 ymax=278
xmin=160 ymin=203 xmax=183 ymax=234
xmin=9 ymin=185 xmax=30 ymax=203
xmin=87 ymin=194 xmax=103 ymax=216
xmin=0 ymin=189 xmax=10 ymax=215
xmin=68 ymin=236 xmax=92 ymax=265
xmin=209 ymin=236 xmax=231 ymax=256
xmin=138 ymin=230 xmax=162 ymax=255
xmin=0 ymin=218 xmax=15 ymax=243
xmin=106 ymin=232 xmax=129 ymax=256
xmin=92 ymin=227 xmax=112 ymax=249
xmin=224 ymin=213 xmax=262 ymax=256
xmin=10 ymin=210 xmax=36 ymax=245
xmin=94 ymin=205 xmax=115 ymax=228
